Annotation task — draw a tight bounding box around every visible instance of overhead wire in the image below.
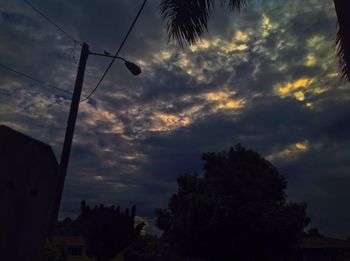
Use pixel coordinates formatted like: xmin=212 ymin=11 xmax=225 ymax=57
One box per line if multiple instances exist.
xmin=0 ymin=63 xmax=72 ymax=95
xmin=20 ymin=0 xmax=147 ymax=102
xmin=17 ymin=0 xmax=90 ymax=102
xmin=22 ymin=0 xmax=83 ymax=69
xmin=68 ymin=41 xmax=79 ymax=68
xmin=22 ymin=0 xmax=112 ymax=55
xmin=21 ymin=0 xmax=117 ymax=92
xmin=22 ymin=0 xmax=79 ymax=44
xmin=81 ymin=0 xmax=148 ymax=102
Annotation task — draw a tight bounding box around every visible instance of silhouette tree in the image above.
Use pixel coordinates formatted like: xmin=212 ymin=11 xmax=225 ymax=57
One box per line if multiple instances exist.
xmin=123 ymin=235 xmax=165 ymax=261
xmin=77 ymin=201 xmax=145 ymax=261
xmin=155 ymin=144 xmax=310 ymax=261
xmin=334 ymin=0 xmax=350 ymax=82
xmin=306 ymin=228 xmax=324 ymax=238
xmin=42 ymin=240 xmax=59 ymax=261
xmin=160 ymin=0 xmax=350 ymax=82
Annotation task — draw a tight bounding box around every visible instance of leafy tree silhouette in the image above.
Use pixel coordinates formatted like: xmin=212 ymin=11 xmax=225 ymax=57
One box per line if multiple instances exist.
xmin=306 ymin=228 xmax=324 ymax=238
xmin=123 ymin=235 xmax=166 ymax=261
xmin=156 ymin=144 xmax=310 ymax=261
xmin=77 ymin=201 xmax=145 ymax=261
xmin=160 ymin=0 xmax=350 ymax=82
xmin=42 ymin=238 xmax=66 ymax=261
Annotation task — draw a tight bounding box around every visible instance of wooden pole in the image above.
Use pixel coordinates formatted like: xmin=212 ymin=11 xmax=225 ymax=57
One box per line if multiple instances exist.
xmin=51 ymin=42 xmax=90 ymax=230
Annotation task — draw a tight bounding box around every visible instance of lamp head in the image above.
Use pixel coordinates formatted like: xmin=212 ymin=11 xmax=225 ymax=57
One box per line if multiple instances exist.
xmin=124 ymin=61 xmax=141 ymax=76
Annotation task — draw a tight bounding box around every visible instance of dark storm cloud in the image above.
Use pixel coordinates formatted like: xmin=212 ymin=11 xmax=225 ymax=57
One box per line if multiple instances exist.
xmin=1 ymin=0 xmax=350 ymax=236
xmin=137 ymin=96 xmax=310 ymax=179
xmin=1 ymin=10 xmax=40 ymax=28
xmin=281 ymin=142 xmax=350 ymax=237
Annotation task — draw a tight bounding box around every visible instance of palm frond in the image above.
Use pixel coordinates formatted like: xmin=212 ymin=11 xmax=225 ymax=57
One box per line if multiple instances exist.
xmin=160 ymin=0 xmax=246 ymax=47
xmin=220 ymin=0 xmax=246 ymax=11
xmin=160 ymin=0 xmax=215 ymax=47
xmin=334 ymin=0 xmax=350 ymax=82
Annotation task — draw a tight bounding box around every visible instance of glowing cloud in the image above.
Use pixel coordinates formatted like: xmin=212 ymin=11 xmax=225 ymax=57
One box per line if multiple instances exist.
xmin=159 ymin=51 xmax=172 ymax=60
xmin=205 ymin=91 xmax=233 ymax=101
xmin=276 ymin=78 xmax=313 ymax=96
xmin=295 ymin=141 xmax=309 ymax=151
xmin=233 ymin=30 xmax=249 ymax=42
xmin=204 ymin=91 xmax=246 ymax=111
xmin=275 ymin=77 xmax=330 ymax=107
xmin=305 ymin=54 xmax=316 ymax=66
xmin=294 ymin=91 xmax=305 ymax=101
xmin=217 ymin=99 xmax=246 ymax=110
xmin=221 ymin=42 xmax=248 ymax=52
xmin=261 ymin=14 xmax=277 ymax=37
xmin=94 ymin=176 xmax=105 ymax=181
xmin=79 ymin=103 xmax=124 ymax=135
xmin=267 ymin=141 xmax=310 ymax=161
xmin=151 ymin=112 xmax=191 ymax=132
xmin=307 ymin=35 xmax=325 ymax=48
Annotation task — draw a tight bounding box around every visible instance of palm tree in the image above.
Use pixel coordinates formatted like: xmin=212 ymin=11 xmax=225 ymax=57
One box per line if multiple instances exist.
xmin=160 ymin=0 xmax=350 ymax=82
xmin=334 ymin=0 xmax=350 ymax=82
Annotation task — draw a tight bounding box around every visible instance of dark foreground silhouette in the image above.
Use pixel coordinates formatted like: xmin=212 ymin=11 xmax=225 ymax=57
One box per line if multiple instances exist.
xmin=155 ymin=144 xmax=309 ymax=261
xmin=42 ymin=145 xmax=350 ymax=261
xmin=49 ymin=202 xmax=144 ymax=261
xmin=0 ymin=125 xmax=60 ymax=261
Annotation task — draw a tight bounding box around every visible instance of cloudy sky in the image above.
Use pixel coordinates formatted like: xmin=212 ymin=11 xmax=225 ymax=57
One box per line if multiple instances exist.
xmin=1 ymin=0 xmax=350 ymax=237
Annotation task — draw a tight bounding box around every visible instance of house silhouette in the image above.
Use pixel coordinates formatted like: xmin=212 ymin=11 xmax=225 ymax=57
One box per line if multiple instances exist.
xmin=0 ymin=125 xmax=60 ymax=260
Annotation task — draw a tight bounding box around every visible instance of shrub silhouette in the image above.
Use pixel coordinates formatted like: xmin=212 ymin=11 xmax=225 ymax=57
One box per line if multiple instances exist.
xmin=77 ymin=201 xmax=144 ymax=261
xmin=156 ymin=144 xmax=310 ymax=261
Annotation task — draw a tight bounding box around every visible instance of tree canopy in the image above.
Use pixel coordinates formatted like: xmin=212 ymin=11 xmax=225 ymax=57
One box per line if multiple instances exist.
xmin=155 ymin=144 xmax=310 ymax=261
xmin=306 ymin=228 xmax=324 ymax=238
xmin=77 ymin=201 xmax=145 ymax=261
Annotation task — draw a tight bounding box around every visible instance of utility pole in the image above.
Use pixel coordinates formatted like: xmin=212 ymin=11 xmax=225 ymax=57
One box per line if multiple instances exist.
xmin=51 ymin=42 xmax=90 ymax=227
xmin=1 ymin=43 xmax=91 ymax=261
xmin=50 ymin=42 xmax=141 ymax=230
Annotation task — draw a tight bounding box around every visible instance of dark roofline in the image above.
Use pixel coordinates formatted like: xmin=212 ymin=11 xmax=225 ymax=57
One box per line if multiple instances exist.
xmin=302 ymin=237 xmax=350 ymax=249
xmin=1 ymin=125 xmax=51 ymax=148
xmin=0 ymin=125 xmax=59 ymax=166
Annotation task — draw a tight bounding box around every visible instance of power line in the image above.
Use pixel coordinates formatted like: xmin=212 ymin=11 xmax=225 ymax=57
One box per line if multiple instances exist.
xmin=68 ymin=40 xmax=79 ymax=68
xmin=22 ymin=0 xmax=79 ymax=43
xmin=0 ymin=63 xmax=72 ymax=95
xmin=22 ymin=0 xmax=110 ymax=54
xmin=81 ymin=0 xmax=148 ymax=102
xmin=22 ymin=0 xmax=103 ymax=65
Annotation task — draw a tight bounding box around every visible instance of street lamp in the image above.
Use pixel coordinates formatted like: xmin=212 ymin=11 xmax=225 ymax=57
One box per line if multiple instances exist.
xmin=124 ymin=61 xmax=141 ymax=76
xmin=89 ymin=51 xmax=142 ymax=75
xmin=53 ymin=43 xmax=141 ymax=231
